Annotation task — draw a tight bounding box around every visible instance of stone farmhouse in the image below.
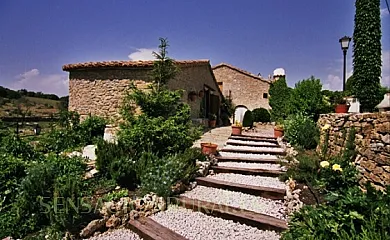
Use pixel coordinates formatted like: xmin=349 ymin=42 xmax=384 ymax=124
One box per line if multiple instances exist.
xmin=212 ymin=63 xmax=272 ymax=111
xmin=62 ymin=60 xmax=223 ymax=123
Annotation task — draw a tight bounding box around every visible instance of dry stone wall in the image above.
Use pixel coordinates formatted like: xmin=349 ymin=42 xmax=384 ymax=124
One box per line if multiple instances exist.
xmin=317 ymin=112 xmax=390 ymax=190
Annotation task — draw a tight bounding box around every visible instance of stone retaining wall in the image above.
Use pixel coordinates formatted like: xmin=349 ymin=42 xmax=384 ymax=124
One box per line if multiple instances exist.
xmin=317 ymin=112 xmax=390 ymax=190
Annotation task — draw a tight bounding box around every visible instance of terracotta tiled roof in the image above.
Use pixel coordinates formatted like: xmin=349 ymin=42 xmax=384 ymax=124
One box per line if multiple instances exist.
xmin=212 ymin=63 xmax=271 ymax=83
xmin=63 ymin=60 xmax=210 ymax=71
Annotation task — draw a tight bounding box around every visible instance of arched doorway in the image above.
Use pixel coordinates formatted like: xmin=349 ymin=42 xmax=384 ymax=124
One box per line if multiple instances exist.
xmin=233 ymin=105 xmax=248 ymax=124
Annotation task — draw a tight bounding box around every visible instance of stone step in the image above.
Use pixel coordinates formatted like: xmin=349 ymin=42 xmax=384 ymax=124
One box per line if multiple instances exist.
xmin=211 ymin=165 xmax=284 ymax=177
xmin=226 ymin=141 xmax=281 ymax=148
xmin=127 ymin=217 xmax=187 ymax=240
xmin=195 ymin=177 xmax=285 ymax=200
xmin=229 ymin=136 xmax=279 ymax=144
xmin=216 ymin=156 xmax=280 ymax=164
xmin=175 ymin=196 xmax=288 ymax=232
xmin=220 ymin=148 xmax=286 ymax=156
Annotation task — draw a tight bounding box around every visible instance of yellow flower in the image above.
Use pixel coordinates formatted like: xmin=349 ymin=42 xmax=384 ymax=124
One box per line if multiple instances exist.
xmin=322 ymin=124 xmax=331 ymax=131
xmin=320 ymin=161 xmax=330 ymax=168
xmin=332 ymin=164 xmax=343 ymax=172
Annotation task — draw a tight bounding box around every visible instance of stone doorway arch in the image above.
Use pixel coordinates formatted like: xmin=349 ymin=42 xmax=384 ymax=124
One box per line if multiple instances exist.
xmin=233 ymin=105 xmax=248 ymax=124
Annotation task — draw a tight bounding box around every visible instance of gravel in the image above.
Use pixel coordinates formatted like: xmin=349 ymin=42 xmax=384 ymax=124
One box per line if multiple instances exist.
xmin=181 ymin=186 xmax=286 ymax=219
xmin=207 ymin=173 xmax=286 ymax=189
xmin=151 ymin=205 xmax=281 ymax=240
xmin=223 ymin=145 xmax=285 ymax=153
xmin=217 ymin=162 xmax=283 ymax=171
xmin=226 ymin=139 xmax=278 ymax=146
xmin=219 ymin=152 xmax=280 ymax=160
xmin=87 ymin=229 xmax=142 ymax=240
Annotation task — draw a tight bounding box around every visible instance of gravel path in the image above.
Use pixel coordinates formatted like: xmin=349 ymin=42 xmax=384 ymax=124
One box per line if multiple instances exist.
xmin=181 ymin=186 xmax=286 ymax=219
xmin=151 ymin=205 xmax=280 ymax=240
xmin=207 ymin=173 xmax=286 ymax=189
xmin=226 ymin=139 xmax=278 ymax=146
xmin=223 ymin=145 xmax=285 ymax=153
xmin=219 ymin=152 xmax=280 ymax=160
xmin=217 ymin=162 xmax=283 ymax=171
xmin=87 ymin=229 xmax=142 ymax=240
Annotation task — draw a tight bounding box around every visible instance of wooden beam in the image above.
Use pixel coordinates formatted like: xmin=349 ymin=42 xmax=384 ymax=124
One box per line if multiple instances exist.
xmin=127 ymin=217 xmax=188 ymax=240
xmin=175 ymin=196 xmax=288 ymax=232
xmin=220 ymin=148 xmax=286 ymax=156
xmin=229 ymin=136 xmax=279 ymax=144
xmin=195 ymin=177 xmax=285 ymax=200
xmin=211 ymin=165 xmax=284 ymax=177
xmin=226 ymin=141 xmax=280 ymax=148
xmin=216 ymin=156 xmax=281 ymax=164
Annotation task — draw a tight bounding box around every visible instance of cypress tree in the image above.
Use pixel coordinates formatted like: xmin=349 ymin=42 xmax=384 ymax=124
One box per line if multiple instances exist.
xmin=352 ymin=0 xmax=382 ymax=112
xmin=269 ymin=76 xmax=291 ymax=122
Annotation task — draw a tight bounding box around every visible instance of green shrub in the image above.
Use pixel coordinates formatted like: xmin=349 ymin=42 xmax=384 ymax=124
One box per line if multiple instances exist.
xmin=289 ymin=76 xmax=323 ymax=120
xmin=0 ymin=155 xmax=88 ymax=238
xmin=282 ymin=185 xmax=390 ymax=240
xmin=96 ymin=140 xmax=138 ymax=188
xmin=79 ymin=115 xmax=107 ymax=144
xmin=102 ymin=189 xmax=129 ymax=202
xmin=1 ymin=134 xmax=42 ymax=161
xmin=140 ymin=152 xmax=197 ymax=198
xmin=242 ymin=110 xmax=253 ymax=127
xmin=0 ymin=154 xmax=26 ymax=211
xmin=284 ymin=113 xmax=319 ymax=149
xmin=280 ymin=151 xmax=320 ymax=183
xmin=252 ymin=108 xmax=271 ymax=123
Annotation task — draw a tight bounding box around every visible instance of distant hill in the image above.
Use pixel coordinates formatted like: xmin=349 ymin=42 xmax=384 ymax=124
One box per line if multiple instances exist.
xmin=0 ymin=86 xmax=68 ymax=118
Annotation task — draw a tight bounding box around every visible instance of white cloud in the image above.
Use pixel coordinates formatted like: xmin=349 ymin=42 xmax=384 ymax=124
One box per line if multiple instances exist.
xmin=381 ymin=8 xmax=389 ymax=18
xmin=128 ymin=48 xmax=158 ymax=61
xmin=323 ymin=74 xmax=342 ymax=91
xmin=8 ymin=69 xmax=68 ymax=97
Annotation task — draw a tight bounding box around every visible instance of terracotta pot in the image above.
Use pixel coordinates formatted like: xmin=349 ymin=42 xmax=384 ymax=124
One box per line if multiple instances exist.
xmin=274 ymin=128 xmax=284 ymax=138
xmin=231 ymin=125 xmax=243 ymax=135
xmin=335 ymin=104 xmax=349 ymax=113
xmin=201 ymin=143 xmax=218 ymax=155
xmin=209 ymin=120 xmax=216 ymax=128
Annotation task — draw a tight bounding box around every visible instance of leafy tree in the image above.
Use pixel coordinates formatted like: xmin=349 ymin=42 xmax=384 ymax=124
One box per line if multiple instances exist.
xmin=289 ymin=76 xmax=323 ymax=119
xmin=252 ymin=108 xmax=271 ymax=123
xmin=269 ymin=76 xmax=291 ymax=122
xmin=352 ymin=0 xmax=382 ymax=112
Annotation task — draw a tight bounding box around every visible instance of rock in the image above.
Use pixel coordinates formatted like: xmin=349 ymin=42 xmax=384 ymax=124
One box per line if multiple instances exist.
xmin=130 ymin=210 xmax=139 ymax=220
xmin=100 ymin=201 xmax=115 ymax=217
xmin=80 ymin=219 xmax=106 ymax=238
xmin=106 ymin=215 xmax=121 ymax=228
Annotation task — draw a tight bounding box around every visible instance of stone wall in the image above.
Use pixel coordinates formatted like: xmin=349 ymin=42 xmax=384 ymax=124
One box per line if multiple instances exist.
xmin=317 ymin=112 xmax=390 ymax=190
xmin=68 ymin=65 xmax=222 ymax=121
xmin=213 ymin=65 xmax=271 ymax=110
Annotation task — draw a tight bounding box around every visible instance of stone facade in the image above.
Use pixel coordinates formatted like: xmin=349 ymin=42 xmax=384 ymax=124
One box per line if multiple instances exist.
xmin=317 ymin=112 xmax=390 ymax=190
xmin=212 ymin=63 xmax=271 ymax=110
xmin=63 ymin=60 xmax=222 ymax=122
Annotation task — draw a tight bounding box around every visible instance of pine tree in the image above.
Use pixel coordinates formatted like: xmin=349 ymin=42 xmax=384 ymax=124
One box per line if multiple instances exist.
xmin=352 ymin=0 xmax=382 ymax=112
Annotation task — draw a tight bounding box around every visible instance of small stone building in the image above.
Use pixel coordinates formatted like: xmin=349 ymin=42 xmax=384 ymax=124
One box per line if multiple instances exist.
xmin=62 ymin=60 xmax=223 ymax=122
xmin=212 ymin=63 xmax=272 ymax=111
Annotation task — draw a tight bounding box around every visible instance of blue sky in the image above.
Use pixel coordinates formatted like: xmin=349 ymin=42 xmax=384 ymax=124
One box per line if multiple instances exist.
xmin=0 ymin=0 xmax=389 ymax=97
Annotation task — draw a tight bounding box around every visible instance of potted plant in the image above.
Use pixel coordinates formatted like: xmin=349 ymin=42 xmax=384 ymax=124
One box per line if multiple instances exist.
xmin=274 ymin=123 xmax=284 ymax=138
xmin=231 ymin=120 xmax=243 ymax=135
xmin=334 ymin=95 xmax=350 ymax=113
xmin=201 ymin=142 xmax=218 ymax=155
xmin=208 ymin=114 xmax=217 ymax=128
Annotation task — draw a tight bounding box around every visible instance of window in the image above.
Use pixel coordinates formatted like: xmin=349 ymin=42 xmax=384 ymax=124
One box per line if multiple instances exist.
xmin=263 ymin=93 xmax=268 ymax=99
